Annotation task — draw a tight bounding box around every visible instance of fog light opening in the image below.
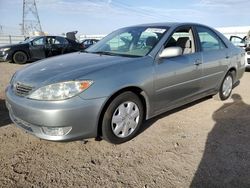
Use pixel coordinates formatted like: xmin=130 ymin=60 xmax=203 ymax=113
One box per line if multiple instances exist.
xmin=42 ymin=126 xmax=72 ymax=136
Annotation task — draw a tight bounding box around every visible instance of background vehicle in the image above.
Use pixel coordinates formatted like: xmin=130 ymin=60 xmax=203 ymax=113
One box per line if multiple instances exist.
xmin=0 ymin=36 xmax=83 ymax=64
xmin=6 ymin=23 xmax=245 ymax=144
xmin=81 ymin=39 xmax=99 ymax=49
xmin=230 ymin=35 xmax=250 ymax=69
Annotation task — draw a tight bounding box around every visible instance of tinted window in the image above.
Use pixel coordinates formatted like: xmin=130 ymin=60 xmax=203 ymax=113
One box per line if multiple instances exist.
xmin=196 ymin=26 xmax=226 ymax=51
xmin=55 ymin=37 xmax=68 ymax=45
xmin=83 ymin=40 xmax=92 ymax=45
xmin=32 ymin=37 xmax=44 ymax=46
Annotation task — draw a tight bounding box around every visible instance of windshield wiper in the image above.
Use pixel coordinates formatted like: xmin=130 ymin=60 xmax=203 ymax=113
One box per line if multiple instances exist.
xmin=91 ymin=51 xmax=142 ymax=58
xmin=92 ymin=51 xmax=117 ymax=56
xmin=115 ymin=54 xmax=142 ymax=58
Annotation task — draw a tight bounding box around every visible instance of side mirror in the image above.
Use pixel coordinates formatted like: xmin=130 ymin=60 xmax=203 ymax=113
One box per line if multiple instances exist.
xmin=159 ymin=47 xmax=182 ymax=58
xmin=238 ymin=42 xmax=247 ymax=48
xmin=29 ymin=41 xmax=33 ymax=46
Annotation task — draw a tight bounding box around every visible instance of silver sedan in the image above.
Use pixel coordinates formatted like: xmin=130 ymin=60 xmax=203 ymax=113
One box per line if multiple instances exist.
xmin=5 ymin=23 xmax=245 ymax=144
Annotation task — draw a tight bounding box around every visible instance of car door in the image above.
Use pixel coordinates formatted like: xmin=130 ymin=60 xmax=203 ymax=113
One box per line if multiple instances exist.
xmin=154 ymin=26 xmax=202 ymax=112
xmin=29 ymin=37 xmax=46 ymax=59
xmin=195 ymin=26 xmax=230 ymax=92
xmin=45 ymin=36 xmax=62 ymax=56
xmin=229 ymin=36 xmax=246 ymax=47
xmin=54 ymin=36 xmax=69 ymax=55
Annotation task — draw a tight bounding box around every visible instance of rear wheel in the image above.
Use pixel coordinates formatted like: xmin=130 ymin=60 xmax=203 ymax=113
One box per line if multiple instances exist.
xmin=102 ymin=91 xmax=144 ymax=144
xmin=12 ymin=51 xmax=27 ymax=64
xmin=219 ymin=71 xmax=233 ymax=100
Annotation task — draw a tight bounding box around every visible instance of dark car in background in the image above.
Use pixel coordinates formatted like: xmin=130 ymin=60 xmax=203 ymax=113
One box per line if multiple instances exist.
xmin=81 ymin=39 xmax=99 ymax=49
xmin=0 ymin=36 xmax=83 ymax=64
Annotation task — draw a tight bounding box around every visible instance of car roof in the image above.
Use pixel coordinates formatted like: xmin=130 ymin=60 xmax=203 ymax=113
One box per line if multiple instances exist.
xmin=32 ymin=35 xmax=66 ymax=38
xmin=128 ymin=22 xmax=208 ymax=28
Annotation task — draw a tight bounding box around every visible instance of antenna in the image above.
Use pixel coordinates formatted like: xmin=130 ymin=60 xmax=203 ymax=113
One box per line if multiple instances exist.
xmin=22 ymin=0 xmax=43 ymax=36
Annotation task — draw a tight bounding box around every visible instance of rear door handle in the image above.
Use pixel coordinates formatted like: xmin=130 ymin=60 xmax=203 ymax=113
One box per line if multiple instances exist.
xmin=194 ymin=59 xmax=202 ymax=65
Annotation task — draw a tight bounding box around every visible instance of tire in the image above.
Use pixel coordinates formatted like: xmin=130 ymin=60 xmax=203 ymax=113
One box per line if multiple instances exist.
xmin=12 ymin=51 xmax=27 ymax=64
xmin=102 ymin=91 xmax=144 ymax=144
xmin=219 ymin=71 xmax=233 ymax=100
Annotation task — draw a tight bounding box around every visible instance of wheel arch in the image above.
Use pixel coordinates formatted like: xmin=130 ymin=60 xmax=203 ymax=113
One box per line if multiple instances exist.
xmin=218 ymin=66 xmax=237 ymax=88
xmin=228 ymin=67 xmax=237 ymax=82
xmin=12 ymin=50 xmax=30 ymax=63
xmin=97 ymin=86 xmax=150 ymax=137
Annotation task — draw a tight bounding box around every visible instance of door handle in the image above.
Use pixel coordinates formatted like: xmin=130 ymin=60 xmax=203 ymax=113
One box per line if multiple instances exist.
xmin=225 ymin=56 xmax=230 ymax=59
xmin=194 ymin=59 xmax=202 ymax=65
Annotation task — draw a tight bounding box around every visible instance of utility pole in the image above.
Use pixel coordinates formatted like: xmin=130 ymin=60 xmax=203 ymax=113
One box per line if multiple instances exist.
xmin=22 ymin=0 xmax=43 ymax=36
xmin=0 ymin=25 xmax=3 ymax=35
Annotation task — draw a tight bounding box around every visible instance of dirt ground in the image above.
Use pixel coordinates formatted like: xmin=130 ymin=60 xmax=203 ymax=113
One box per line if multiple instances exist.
xmin=1 ymin=62 xmax=250 ymax=188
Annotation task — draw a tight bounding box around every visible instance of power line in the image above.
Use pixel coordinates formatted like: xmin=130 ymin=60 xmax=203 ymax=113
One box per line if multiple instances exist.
xmin=110 ymin=1 xmax=179 ymax=22
xmin=85 ymin=0 xmax=178 ymax=21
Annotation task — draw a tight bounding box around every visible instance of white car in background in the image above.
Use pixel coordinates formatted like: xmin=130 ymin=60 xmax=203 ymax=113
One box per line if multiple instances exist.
xmin=246 ymin=51 xmax=250 ymax=70
xmin=230 ymin=36 xmax=250 ymax=70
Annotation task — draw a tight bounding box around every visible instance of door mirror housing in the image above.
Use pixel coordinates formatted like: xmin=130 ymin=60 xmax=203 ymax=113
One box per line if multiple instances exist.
xmin=230 ymin=36 xmax=247 ymax=48
xmin=159 ymin=47 xmax=182 ymax=58
xmin=237 ymin=42 xmax=247 ymax=48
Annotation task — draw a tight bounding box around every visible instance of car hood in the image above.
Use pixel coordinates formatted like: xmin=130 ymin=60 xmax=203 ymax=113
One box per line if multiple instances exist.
xmin=0 ymin=43 xmax=28 ymax=49
xmin=14 ymin=52 xmax=140 ymax=87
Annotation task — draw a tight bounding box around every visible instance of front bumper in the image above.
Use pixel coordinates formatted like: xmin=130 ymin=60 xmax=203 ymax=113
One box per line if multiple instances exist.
xmin=5 ymin=85 xmax=107 ymax=141
xmin=0 ymin=51 xmax=10 ymax=62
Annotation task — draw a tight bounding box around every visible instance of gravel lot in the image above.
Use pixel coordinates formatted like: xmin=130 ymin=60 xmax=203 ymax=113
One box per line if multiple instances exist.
xmin=1 ymin=62 xmax=250 ymax=188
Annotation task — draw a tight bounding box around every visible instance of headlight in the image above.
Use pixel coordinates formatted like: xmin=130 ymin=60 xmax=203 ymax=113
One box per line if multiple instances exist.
xmin=29 ymin=80 xmax=93 ymax=101
xmin=0 ymin=48 xmax=10 ymax=51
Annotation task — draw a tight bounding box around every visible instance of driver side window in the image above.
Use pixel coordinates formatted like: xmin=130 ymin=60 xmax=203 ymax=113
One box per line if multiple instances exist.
xmin=33 ymin=37 xmax=45 ymax=46
xmin=165 ymin=27 xmax=196 ymax=55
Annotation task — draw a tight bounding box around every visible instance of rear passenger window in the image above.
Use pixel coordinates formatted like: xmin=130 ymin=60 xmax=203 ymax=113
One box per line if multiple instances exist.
xmin=196 ymin=26 xmax=226 ymax=51
xmin=55 ymin=37 xmax=68 ymax=45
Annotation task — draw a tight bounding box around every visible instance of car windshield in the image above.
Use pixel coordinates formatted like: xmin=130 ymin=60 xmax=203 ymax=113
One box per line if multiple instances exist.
xmin=20 ymin=37 xmax=38 ymax=44
xmin=86 ymin=26 xmax=168 ymax=57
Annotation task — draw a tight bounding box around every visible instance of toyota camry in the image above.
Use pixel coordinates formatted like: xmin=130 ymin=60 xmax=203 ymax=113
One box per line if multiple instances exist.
xmin=5 ymin=23 xmax=245 ymax=144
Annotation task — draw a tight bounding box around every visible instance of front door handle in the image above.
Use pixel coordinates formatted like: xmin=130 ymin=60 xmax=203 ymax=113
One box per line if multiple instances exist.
xmin=194 ymin=59 xmax=202 ymax=65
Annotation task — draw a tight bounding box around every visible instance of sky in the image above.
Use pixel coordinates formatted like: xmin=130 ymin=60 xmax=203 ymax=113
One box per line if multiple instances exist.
xmin=0 ymin=0 xmax=249 ymax=36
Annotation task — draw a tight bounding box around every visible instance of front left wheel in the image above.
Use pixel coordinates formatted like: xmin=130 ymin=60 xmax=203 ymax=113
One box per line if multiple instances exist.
xmin=12 ymin=51 xmax=27 ymax=64
xmin=101 ymin=91 xmax=144 ymax=144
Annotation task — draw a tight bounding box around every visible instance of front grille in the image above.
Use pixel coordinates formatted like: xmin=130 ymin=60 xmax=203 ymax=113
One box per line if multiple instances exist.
xmin=14 ymin=82 xmax=33 ymax=96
